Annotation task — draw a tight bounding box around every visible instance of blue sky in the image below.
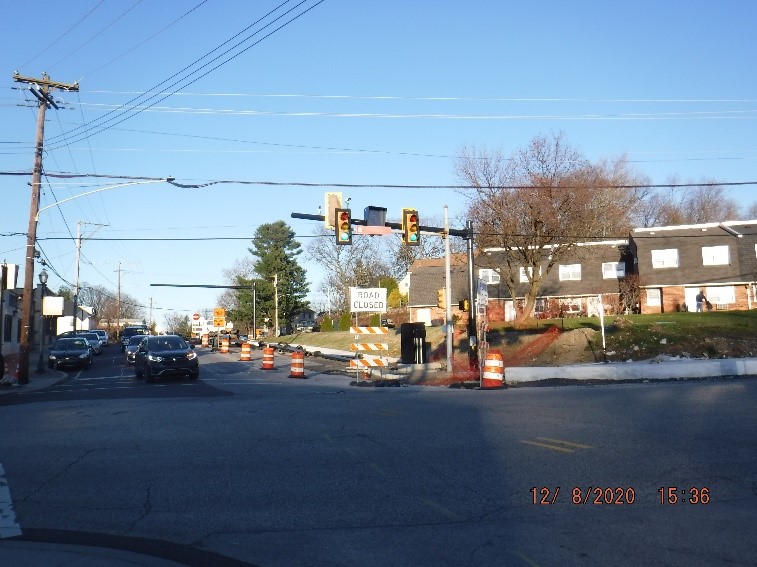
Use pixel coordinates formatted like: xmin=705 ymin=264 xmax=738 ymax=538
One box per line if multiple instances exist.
xmin=2 ymin=0 xmax=756 ymax=321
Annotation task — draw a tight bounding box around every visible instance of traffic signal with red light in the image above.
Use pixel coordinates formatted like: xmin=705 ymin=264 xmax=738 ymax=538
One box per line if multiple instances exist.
xmin=335 ymin=208 xmax=352 ymax=245
xmin=402 ymin=209 xmax=420 ymax=246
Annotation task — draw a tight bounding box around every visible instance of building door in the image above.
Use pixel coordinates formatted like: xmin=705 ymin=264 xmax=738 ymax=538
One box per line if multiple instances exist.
xmin=684 ymin=288 xmax=699 ymax=312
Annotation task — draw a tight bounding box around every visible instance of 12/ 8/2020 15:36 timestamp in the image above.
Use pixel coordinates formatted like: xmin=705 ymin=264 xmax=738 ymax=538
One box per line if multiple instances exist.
xmin=530 ymin=487 xmax=711 ymax=505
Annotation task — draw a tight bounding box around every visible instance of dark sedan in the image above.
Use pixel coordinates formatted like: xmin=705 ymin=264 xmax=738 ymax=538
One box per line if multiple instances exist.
xmin=48 ymin=337 xmax=93 ymax=370
xmin=124 ymin=335 xmax=144 ymax=365
xmin=134 ymin=335 xmax=199 ymax=382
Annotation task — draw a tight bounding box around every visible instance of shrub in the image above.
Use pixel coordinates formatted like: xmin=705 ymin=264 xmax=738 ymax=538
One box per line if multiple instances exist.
xmin=338 ymin=313 xmax=352 ymax=332
xmin=320 ymin=317 xmax=333 ymax=332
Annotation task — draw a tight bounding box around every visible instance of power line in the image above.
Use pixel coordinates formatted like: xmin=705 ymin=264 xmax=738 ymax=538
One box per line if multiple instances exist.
xmin=46 ymin=0 xmax=326 ymax=150
xmin=3 ymin=170 xmax=756 ymax=190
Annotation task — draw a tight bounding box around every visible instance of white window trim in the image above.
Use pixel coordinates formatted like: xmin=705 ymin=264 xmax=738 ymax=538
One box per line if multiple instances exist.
xmin=646 ymin=288 xmax=661 ymax=306
xmin=651 ymin=248 xmax=679 ymax=269
xmin=559 ymin=264 xmax=582 ymax=281
xmin=478 ymin=268 xmax=500 ymax=285
xmin=519 ymin=266 xmax=541 ymax=283
xmin=602 ymin=261 xmax=625 ymax=279
xmin=702 ymin=245 xmax=729 ymax=266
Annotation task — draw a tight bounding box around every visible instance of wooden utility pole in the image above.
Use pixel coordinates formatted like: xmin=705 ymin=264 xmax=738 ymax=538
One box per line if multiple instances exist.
xmin=14 ymin=72 xmax=78 ymax=385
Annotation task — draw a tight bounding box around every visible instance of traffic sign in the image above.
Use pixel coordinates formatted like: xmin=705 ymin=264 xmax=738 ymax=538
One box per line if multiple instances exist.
xmin=213 ymin=307 xmax=225 ymax=317
xmin=193 ymin=313 xmax=200 ymax=321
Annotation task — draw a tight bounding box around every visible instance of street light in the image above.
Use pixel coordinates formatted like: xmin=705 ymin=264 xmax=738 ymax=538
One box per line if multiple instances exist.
xmin=35 ymin=268 xmax=48 ymax=374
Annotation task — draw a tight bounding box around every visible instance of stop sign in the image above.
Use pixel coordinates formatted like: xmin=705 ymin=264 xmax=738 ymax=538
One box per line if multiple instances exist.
xmin=193 ymin=313 xmax=200 ymax=321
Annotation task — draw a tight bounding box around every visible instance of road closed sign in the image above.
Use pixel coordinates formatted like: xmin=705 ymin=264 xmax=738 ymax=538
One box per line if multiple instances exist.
xmin=350 ymin=287 xmax=387 ymax=313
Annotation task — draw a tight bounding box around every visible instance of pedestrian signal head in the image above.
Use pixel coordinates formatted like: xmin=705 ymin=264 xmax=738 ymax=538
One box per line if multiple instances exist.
xmin=335 ymin=208 xmax=352 ymax=245
xmin=402 ymin=209 xmax=420 ymax=246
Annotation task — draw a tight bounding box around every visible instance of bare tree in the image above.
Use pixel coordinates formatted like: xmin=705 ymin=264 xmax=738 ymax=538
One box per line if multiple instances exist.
xmin=637 ymin=179 xmax=742 ymax=227
xmin=307 ymin=226 xmax=390 ymax=313
xmin=745 ymin=201 xmax=757 ymax=220
xmin=457 ymin=132 xmax=646 ymax=321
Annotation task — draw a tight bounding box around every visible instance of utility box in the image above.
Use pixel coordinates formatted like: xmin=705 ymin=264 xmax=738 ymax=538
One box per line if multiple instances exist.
xmin=400 ymin=322 xmax=428 ymax=364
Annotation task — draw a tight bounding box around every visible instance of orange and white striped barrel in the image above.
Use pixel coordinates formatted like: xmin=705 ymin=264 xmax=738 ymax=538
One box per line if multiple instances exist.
xmin=201 ymin=334 xmax=209 ymax=348
xmin=240 ymin=342 xmax=251 ymax=362
xmin=220 ymin=338 xmax=230 ymax=354
xmin=289 ymin=351 xmax=305 ymax=378
xmin=261 ymin=347 xmax=275 ymax=370
xmin=481 ymin=350 xmax=505 ymax=388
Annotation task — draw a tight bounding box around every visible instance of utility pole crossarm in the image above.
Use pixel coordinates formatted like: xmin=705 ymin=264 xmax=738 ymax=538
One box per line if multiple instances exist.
xmin=13 ymin=71 xmax=79 ymax=92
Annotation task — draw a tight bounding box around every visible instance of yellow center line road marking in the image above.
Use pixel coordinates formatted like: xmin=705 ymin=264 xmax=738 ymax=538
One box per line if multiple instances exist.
xmin=519 ymin=440 xmax=575 ymax=453
xmin=519 ymin=437 xmax=593 ymax=453
xmin=537 ymin=437 xmax=593 ymax=450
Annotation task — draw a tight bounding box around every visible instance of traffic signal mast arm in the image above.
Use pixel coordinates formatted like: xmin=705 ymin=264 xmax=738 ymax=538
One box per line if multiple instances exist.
xmin=290 ymin=212 xmax=469 ymax=237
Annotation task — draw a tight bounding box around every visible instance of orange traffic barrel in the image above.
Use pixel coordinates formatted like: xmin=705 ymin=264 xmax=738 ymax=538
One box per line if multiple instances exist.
xmin=289 ymin=351 xmax=305 ymax=378
xmin=261 ymin=347 xmax=275 ymax=370
xmin=201 ymin=334 xmax=209 ymax=348
xmin=220 ymin=338 xmax=230 ymax=354
xmin=240 ymin=342 xmax=251 ymax=362
xmin=481 ymin=350 xmax=505 ymax=388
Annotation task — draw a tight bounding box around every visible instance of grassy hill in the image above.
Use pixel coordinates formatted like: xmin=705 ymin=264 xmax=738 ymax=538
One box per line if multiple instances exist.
xmin=277 ymin=310 xmax=757 ymax=365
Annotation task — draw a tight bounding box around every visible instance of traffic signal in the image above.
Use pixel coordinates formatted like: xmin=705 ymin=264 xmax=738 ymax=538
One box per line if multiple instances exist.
xmin=402 ymin=208 xmax=420 ymax=246
xmin=437 ymin=288 xmax=446 ymax=309
xmin=458 ymin=298 xmax=469 ymax=311
xmin=335 ymin=208 xmax=352 ymax=245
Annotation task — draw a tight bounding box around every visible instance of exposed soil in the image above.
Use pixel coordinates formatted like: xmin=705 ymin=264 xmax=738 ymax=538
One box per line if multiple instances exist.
xmin=499 ymin=327 xmax=757 ymax=367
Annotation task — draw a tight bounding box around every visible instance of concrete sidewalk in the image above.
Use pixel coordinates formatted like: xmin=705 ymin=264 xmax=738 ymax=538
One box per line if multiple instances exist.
xmin=266 ymin=340 xmax=757 ymax=385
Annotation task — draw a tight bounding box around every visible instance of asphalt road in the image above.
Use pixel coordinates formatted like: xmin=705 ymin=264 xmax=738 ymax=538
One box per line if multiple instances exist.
xmin=0 ymin=344 xmax=755 ymax=566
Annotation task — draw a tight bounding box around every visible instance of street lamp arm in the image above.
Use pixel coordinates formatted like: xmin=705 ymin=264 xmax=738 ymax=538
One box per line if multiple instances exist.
xmin=35 ymin=178 xmax=170 ymax=221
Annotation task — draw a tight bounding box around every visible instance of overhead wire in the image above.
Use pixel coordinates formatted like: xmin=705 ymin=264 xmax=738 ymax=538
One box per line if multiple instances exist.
xmin=17 ymin=0 xmax=106 ymax=69
xmin=45 ymin=0 xmax=326 ymax=150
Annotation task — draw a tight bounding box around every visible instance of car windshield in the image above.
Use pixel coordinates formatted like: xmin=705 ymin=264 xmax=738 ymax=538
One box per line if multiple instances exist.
xmin=56 ymin=338 xmax=88 ymax=349
xmin=128 ymin=336 xmax=145 ymax=345
xmin=150 ymin=337 xmax=188 ymax=351
xmin=80 ymin=333 xmax=98 ymax=341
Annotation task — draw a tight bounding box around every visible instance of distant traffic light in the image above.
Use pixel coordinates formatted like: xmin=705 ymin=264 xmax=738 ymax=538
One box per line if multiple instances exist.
xmin=458 ymin=298 xmax=469 ymax=311
xmin=437 ymin=288 xmax=446 ymax=309
xmin=335 ymin=208 xmax=352 ymax=245
xmin=402 ymin=208 xmax=420 ymax=246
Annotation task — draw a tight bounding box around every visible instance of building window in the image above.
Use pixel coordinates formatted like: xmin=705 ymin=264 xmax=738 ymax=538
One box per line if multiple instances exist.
xmin=702 ymin=245 xmax=729 ymax=266
xmin=602 ymin=261 xmax=625 ymax=279
xmin=3 ymin=314 xmax=11 ymax=342
xmin=651 ymin=248 xmax=679 ymax=268
xmin=519 ymin=266 xmax=540 ymax=283
xmin=706 ymin=286 xmax=735 ymax=306
xmin=478 ymin=268 xmax=500 ymax=285
xmin=646 ymin=288 xmax=661 ymax=306
xmin=559 ymin=264 xmax=582 ymax=281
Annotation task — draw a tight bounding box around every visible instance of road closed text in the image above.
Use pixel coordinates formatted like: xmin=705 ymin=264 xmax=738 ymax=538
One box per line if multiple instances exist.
xmin=350 ymin=287 xmax=387 ymax=313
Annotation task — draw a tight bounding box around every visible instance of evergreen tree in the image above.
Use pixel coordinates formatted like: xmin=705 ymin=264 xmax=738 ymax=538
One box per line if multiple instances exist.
xmin=246 ymin=221 xmax=309 ymax=333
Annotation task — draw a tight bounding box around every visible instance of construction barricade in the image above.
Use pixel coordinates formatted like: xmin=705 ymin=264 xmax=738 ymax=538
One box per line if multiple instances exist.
xmin=481 ymin=350 xmax=505 ymax=388
xmin=240 ymin=342 xmax=251 ymax=362
xmin=261 ymin=347 xmax=275 ymax=370
xmin=289 ymin=351 xmax=305 ymax=378
xmin=220 ymin=338 xmax=230 ymax=354
xmin=201 ymin=334 xmax=209 ymax=348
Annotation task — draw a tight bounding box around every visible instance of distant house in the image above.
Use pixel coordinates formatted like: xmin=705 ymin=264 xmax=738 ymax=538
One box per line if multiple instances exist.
xmin=406 ymin=255 xmax=469 ymax=325
xmin=403 ymin=219 xmax=757 ymax=324
xmin=293 ymin=308 xmax=316 ymax=330
xmin=630 ymin=220 xmax=757 ymax=313
xmin=482 ymin=240 xmax=634 ymax=320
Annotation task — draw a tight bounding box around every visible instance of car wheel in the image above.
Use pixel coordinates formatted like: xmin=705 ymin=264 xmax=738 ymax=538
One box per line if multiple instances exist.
xmin=145 ymin=368 xmax=154 ymax=383
xmin=190 ymin=370 xmax=199 ymax=380
xmin=135 ymin=366 xmax=143 ymax=379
